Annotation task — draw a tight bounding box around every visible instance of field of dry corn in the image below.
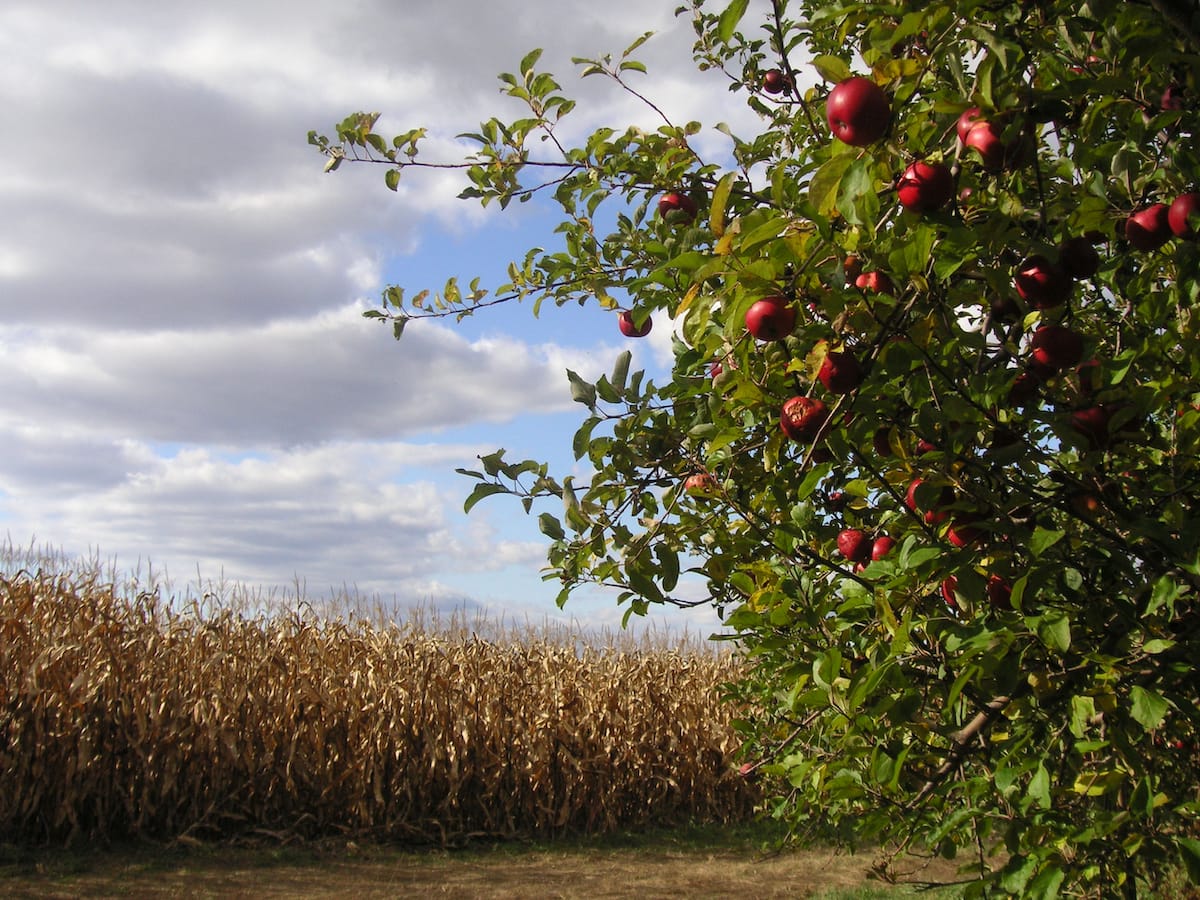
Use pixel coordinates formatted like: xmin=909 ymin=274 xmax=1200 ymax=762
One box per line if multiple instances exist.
xmin=0 ymin=554 xmax=758 ymax=846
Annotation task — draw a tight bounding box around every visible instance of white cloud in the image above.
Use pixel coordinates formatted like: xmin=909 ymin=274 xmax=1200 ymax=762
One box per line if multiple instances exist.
xmin=0 ymin=0 xmax=753 ymax=635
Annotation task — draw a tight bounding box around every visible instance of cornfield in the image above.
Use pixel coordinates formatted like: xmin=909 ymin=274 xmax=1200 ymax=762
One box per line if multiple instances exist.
xmin=0 ymin=552 xmax=758 ymax=845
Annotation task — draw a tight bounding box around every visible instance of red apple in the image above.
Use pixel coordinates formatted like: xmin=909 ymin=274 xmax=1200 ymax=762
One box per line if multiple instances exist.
xmin=618 ymin=310 xmax=652 ymax=337
xmin=836 ymin=528 xmax=872 ymax=563
xmin=1008 ymin=368 xmax=1044 ymax=407
xmin=826 ymin=76 xmax=891 ymax=146
xmin=906 ymin=478 xmax=953 ymax=525
xmin=1169 ymin=192 xmax=1200 ymax=238
xmin=1069 ymin=491 xmax=1103 ymax=518
xmin=963 ymin=121 xmax=1008 ymax=171
xmin=1057 ymin=236 xmax=1101 ymax=278
xmin=986 ymin=575 xmax=1013 ymax=609
xmin=1069 ymin=405 xmax=1112 ymax=448
xmin=1124 ymin=203 xmax=1172 ymax=251
xmin=941 ymin=576 xmax=961 ymax=613
xmin=684 ymin=472 xmax=718 ymax=496
xmin=871 ymin=535 xmax=896 ymax=560
xmin=780 ymin=396 xmax=830 ymax=441
xmin=1030 ymin=324 xmax=1084 ymax=370
xmin=745 ymin=295 xmax=796 ymax=341
xmin=956 ymin=106 xmax=984 ymax=142
xmin=873 ymin=427 xmax=894 ymax=457
xmin=818 ymin=350 xmax=864 ymax=394
xmin=947 ymin=520 xmax=984 ymax=548
xmin=762 ymin=69 xmax=792 ymax=94
xmin=1014 ymin=255 xmax=1072 ymax=309
xmin=843 ymin=255 xmax=863 ymax=282
xmin=854 ymin=270 xmax=895 ymax=294
xmin=657 ymin=191 xmax=697 ymax=225
xmin=897 ymin=160 xmax=955 ymax=213
xmin=1162 ymin=83 xmax=1186 ymax=111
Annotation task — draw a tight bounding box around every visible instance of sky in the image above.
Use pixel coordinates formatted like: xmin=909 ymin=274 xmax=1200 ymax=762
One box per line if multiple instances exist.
xmin=0 ymin=0 xmax=768 ymax=637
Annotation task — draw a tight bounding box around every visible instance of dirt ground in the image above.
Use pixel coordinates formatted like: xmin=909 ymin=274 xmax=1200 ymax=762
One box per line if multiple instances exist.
xmin=1 ymin=836 xmax=970 ymax=899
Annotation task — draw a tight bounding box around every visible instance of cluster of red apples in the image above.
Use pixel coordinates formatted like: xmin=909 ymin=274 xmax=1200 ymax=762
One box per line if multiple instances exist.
xmin=665 ymin=67 xmax=1193 ymax=616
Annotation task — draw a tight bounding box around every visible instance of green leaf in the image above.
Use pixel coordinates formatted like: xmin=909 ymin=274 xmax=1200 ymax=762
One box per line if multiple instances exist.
xmin=566 ymin=369 xmax=597 ymax=409
xmin=463 ymin=483 xmax=508 ymax=514
xmin=1179 ymin=837 xmax=1200 ymax=885
xmin=538 ymin=512 xmax=565 ymax=541
xmin=1029 ymin=527 xmax=1065 ymax=558
xmin=519 ymin=48 xmax=543 ymax=77
xmin=809 ymin=154 xmax=855 ymax=216
xmin=1038 ymin=610 xmax=1072 ymax=652
xmin=709 ymin=172 xmax=736 ymax=237
xmin=811 ymin=55 xmax=851 ymax=84
xmin=717 ymin=0 xmax=749 ymax=44
xmin=611 ymin=350 xmax=632 ymax=395
xmin=1129 ymin=685 xmax=1169 ymax=732
xmin=1028 ymin=763 xmax=1051 ymax=809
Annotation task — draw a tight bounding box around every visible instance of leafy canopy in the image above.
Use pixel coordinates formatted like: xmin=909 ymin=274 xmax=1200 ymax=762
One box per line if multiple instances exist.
xmin=312 ymin=1 xmax=1200 ymax=895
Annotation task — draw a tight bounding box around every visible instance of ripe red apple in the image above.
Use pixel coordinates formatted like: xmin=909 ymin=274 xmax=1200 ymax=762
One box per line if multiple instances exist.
xmin=617 ymin=310 xmax=652 ymax=337
xmin=1069 ymin=491 xmax=1103 ymax=518
xmin=873 ymin=427 xmax=894 ymax=457
xmin=1124 ymin=203 xmax=1172 ymax=251
xmin=1169 ymin=192 xmax=1200 ymax=238
xmin=871 ymin=535 xmax=896 ymax=560
xmin=956 ymin=106 xmax=984 ymax=142
xmin=906 ymin=478 xmax=953 ymax=525
xmin=1057 ymin=236 xmax=1101 ymax=278
xmin=963 ymin=121 xmax=1008 ymax=171
xmin=843 ymin=255 xmax=863 ymax=282
xmin=1069 ymin=405 xmax=1112 ymax=448
xmin=897 ymin=160 xmax=955 ymax=213
xmin=827 ymin=490 xmax=847 ymax=512
xmin=1008 ymin=368 xmax=1044 ymax=407
xmin=780 ymin=396 xmax=830 ymax=441
xmin=826 ymin=76 xmax=891 ymax=146
xmin=1162 ymin=83 xmax=1186 ymax=111
xmin=745 ymin=295 xmax=796 ymax=341
xmin=1030 ymin=324 xmax=1084 ymax=370
xmin=854 ymin=271 xmax=895 ymax=294
xmin=836 ymin=528 xmax=872 ymax=562
xmin=762 ymin=69 xmax=792 ymax=94
xmin=818 ymin=351 xmax=864 ymax=394
xmin=684 ymin=472 xmax=718 ymax=496
xmin=657 ymin=191 xmax=697 ymax=225
xmin=986 ymin=575 xmax=1012 ymax=609
xmin=1014 ymin=255 xmax=1072 ymax=309
xmin=941 ymin=576 xmax=961 ymax=613
xmin=947 ymin=520 xmax=984 ymax=548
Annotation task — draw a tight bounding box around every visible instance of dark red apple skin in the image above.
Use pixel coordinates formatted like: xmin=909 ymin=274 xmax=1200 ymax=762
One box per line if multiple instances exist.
xmin=1058 ymin=236 xmax=1101 ymax=278
xmin=843 ymin=255 xmax=863 ymax=283
xmin=744 ymin=296 xmax=796 ymax=341
xmin=963 ymin=121 xmax=1008 ymax=170
xmin=1009 ymin=369 xmax=1044 ymax=407
xmin=941 ymin=576 xmax=961 ymax=613
xmin=871 ymin=535 xmax=896 ymax=560
xmin=956 ymin=106 xmax=984 ymax=142
xmin=986 ymin=575 xmax=1013 ymax=609
xmin=873 ymin=427 xmax=894 ymax=457
xmin=836 ymin=528 xmax=872 ymax=562
xmin=762 ymin=69 xmax=792 ymax=94
xmin=780 ymin=396 xmax=830 ymax=441
xmin=657 ymin=191 xmax=697 ymax=224
xmin=854 ymin=271 xmax=895 ymax=295
xmin=684 ymin=473 xmax=718 ymax=495
xmin=1169 ymin=192 xmax=1200 ymax=238
xmin=1014 ymin=255 xmax=1072 ymax=309
xmin=618 ymin=310 xmax=653 ymax=337
xmin=897 ymin=161 xmax=955 ymax=213
xmin=818 ymin=351 xmax=864 ymax=394
xmin=947 ymin=521 xmax=984 ymax=548
xmin=826 ymin=76 xmax=891 ymax=146
xmin=1125 ymin=203 xmax=1172 ymax=251
xmin=1030 ymin=324 xmax=1084 ymax=370
xmin=1069 ymin=405 xmax=1112 ymax=448
xmin=906 ymin=478 xmax=953 ymax=525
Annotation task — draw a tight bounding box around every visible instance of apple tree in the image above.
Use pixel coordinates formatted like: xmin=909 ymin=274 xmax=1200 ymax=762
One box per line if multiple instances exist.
xmin=312 ymin=1 xmax=1200 ymax=894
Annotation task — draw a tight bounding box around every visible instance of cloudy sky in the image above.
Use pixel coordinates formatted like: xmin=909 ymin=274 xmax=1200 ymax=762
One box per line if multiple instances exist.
xmin=0 ymin=0 xmax=768 ymax=636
